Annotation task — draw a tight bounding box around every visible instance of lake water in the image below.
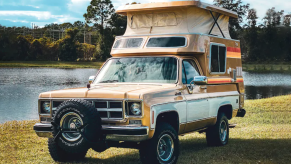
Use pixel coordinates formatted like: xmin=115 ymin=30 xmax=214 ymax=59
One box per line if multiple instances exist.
xmin=1 ymin=68 xmax=291 ymax=123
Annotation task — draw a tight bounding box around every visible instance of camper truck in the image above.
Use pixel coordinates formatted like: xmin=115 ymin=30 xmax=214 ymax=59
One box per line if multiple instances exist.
xmin=33 ymin=1 xmax=246 ymax=163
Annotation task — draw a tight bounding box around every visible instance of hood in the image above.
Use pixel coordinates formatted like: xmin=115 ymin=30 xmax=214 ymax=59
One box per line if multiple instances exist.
xmin=39 ymin=84 xmax=177 ymax=99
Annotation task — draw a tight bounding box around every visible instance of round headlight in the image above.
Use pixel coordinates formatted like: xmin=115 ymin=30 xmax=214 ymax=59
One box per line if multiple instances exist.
xmin=42 ymin=102 xmax=51 ymax=113
xmin=130 ymin=103 xmax=141 ymax=116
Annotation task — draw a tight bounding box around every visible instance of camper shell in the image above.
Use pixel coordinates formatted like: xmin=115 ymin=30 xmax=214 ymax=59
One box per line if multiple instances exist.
xmin=112 ymin=1 xmax=244 ymax=95
xmin=33 ymin=2 xmax=246 ymax=164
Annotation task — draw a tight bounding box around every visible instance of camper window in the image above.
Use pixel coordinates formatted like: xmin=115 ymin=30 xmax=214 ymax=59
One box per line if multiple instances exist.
xmin=113 ymin=38 xmax=144 ymax=49
xmin=146 ymin=37 xmax=186 ymax=48
xmin=210 ymin=44 xmax=226 ymax=73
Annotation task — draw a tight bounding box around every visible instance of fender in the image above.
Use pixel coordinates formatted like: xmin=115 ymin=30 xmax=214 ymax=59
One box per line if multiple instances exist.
xmin=150 ymin=101 xmax=186 ymax=130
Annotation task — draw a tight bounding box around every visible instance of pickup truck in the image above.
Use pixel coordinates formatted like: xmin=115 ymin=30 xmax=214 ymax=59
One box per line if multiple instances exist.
xmin=33 ymin=1 xmax=246 ymax=164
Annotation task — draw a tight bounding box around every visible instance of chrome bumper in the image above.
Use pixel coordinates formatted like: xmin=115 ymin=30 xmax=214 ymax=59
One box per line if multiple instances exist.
xmin=34 ymin=123 xmax=149 ymax=142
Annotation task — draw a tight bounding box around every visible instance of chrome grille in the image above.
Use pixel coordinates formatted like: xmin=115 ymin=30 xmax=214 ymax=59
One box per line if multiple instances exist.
xmin=94 ymin=101 xmax=123 ymax=120
xmin=51 ymin=100 xmax=124 ymax=120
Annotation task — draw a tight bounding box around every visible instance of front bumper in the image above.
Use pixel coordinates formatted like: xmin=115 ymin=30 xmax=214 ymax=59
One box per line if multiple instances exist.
xmin=33 ymin=123 xmax=149 ymax=142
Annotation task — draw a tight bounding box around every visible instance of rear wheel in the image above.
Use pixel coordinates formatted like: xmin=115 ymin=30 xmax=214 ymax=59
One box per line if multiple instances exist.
xmin=206 ymin=113 xmax=229 ymax=146
xmin=139 ymin=122 xmax=179 ymax=164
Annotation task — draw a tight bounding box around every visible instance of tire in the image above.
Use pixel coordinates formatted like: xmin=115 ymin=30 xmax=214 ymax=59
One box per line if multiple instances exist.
xmin=206 ymin=113 xmax=229 ymax=146
xmin=52 ymin=99 xmax=102 ymax=154
xmin=48 ymin=138 xmax=87 ymax=162
xmin=91 ymin=139 xmax=108 ymax=153
xmin=139 ymin=122 xmax=179 ymax=164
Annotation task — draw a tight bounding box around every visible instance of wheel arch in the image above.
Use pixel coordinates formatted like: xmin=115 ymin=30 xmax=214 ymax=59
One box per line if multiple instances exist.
xmin=155 ymin=110 xmax=180 ymax=134
xmin=217 ymin=104 xmax=233 ymax=120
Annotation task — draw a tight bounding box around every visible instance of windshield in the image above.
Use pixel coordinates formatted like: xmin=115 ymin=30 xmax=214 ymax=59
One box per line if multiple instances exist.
xmin=94 ymin=57 xmax=177 ymax=84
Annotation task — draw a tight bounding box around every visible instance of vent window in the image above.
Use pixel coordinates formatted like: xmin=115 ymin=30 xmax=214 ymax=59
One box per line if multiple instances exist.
xmin=146 ymin=37 xmax=186 ymax=48
xmin=113 ymin=38 xmax=144 ymax=49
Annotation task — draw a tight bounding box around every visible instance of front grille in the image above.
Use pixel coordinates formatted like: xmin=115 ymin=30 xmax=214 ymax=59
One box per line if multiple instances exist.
xmin=94 ymin=101 xmax=123 ymax=120
xmin=51 ymin=100 xmax=124 ymax=120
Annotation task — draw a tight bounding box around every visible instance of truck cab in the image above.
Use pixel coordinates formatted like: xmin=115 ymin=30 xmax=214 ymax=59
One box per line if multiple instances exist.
xmin=34 ymin=1 xmax=246 ymax=164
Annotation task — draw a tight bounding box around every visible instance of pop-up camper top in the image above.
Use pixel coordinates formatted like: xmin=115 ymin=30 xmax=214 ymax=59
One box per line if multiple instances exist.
xmin=116 ymin=1 xmax=238 ymax=38
xmin=111 ymin=1 xmax=240 ymax=56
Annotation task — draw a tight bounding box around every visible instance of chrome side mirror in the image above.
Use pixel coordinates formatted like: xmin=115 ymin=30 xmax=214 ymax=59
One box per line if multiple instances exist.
xmin=193 ymin=76 xmax=208 ymax=85
xmin=88 ymin=76 xmax=96 ymax=84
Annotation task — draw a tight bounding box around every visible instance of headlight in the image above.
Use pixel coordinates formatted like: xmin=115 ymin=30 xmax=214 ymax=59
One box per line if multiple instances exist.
xmin=130 ymin=103 xmax=141 ymax=116
xmin=41 ymin=101 xmax=51 ymax=114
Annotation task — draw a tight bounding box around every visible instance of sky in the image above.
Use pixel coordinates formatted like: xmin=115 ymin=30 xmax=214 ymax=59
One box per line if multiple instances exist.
xmin=0 ymin=0 xmax=291 ymax=27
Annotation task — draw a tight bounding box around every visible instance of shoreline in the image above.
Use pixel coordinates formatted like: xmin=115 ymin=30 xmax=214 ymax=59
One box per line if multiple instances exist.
xmin=0 ymin=61 xmax=104 ymax=69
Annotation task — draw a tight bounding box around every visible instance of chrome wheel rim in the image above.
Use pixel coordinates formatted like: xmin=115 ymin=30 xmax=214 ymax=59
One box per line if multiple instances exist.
xmin=220 ymin=120 xmax=227 ymax=142
xmin=157 ymin=134 xmax=174 ymax=162
xmin=60 ymin=112 xmax=83 ymax=142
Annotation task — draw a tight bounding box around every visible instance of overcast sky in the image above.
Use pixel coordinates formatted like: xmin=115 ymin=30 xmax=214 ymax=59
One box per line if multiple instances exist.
xmin=0 ymin=0 xmax=290 ymax=27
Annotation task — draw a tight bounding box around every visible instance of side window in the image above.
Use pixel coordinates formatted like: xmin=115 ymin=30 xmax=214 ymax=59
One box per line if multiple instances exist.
xmin=210 ymin=44 xmax=226 ymax=73
xmin=182 ymin=60 xmax=200 ymax=84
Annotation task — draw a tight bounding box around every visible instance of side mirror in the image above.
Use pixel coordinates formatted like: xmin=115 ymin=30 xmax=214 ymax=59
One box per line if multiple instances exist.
xmin=88 ymin=76 xmax=96 ymax=84
xmin=193 ymin=76 xmax=208 ymax=85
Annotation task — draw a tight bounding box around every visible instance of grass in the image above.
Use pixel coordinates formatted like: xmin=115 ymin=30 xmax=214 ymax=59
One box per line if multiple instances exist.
xmin=1 ymin=95 xmax=291 ymax=164
xmin=0 ymin=61 xmax=104 ymax=69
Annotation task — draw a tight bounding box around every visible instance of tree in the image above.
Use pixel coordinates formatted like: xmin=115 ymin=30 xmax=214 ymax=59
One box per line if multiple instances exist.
xmin=58 ymin=28 xmax=80 ymax=61
xmin=29 ymin=39 xmax=42 ymax=61
xmin=263 ymin=8 xmax=284 ymax=26
xmin=94 ymin=29 xmax=114 ymax=61
xmin=83 ymin=0 xmax=115 ymax=33
xmin=73 ymin=21 xmax=85 ymax=28
xmin=16 ymin=35 xmax=31 ymax=60
xmin=283 ymin=15 xmax=291 ymax=27
xmin=243 ymin=9 xmax=260 ymax=61
xmin=214 ymin=0 xmax=250 ymax=39
xmin=0 ymin=31 xmax=17 ymax=61
xmin=247 ymin=9 xmax=258 ymax=27
xmin=109 ymin=13 xmax=127 ymax=36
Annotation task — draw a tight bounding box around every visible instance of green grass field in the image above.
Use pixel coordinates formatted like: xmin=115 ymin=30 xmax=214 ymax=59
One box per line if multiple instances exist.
xmin=1 ymin=95 xmax=291 ymax=164
xmin=0 ymin=61 xmax=104 ymax=69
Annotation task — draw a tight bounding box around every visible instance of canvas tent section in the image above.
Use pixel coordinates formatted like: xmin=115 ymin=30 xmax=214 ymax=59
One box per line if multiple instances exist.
xmin=116 ymin=1 xmax=238 ymax=39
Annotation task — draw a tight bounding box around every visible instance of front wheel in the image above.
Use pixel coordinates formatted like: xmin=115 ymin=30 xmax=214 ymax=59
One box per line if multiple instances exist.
xmin=206 ymin=113 xmax=229 ymax=146
xmin=48 ymin=138 xmax=87 ymax=162
xmin=139 ymin=123 xmax=179 ymax=164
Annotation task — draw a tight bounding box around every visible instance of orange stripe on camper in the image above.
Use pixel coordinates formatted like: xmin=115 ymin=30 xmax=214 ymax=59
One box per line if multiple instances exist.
xmin=208 ymin=78 xmax=244 ymax=84
xmin=227 ymin=47 xmax=241 ymax=59
xmin=236 ymin=78 xmax=244 ymax=82
xmin=208 ymin=78 xmax=232 ymax=84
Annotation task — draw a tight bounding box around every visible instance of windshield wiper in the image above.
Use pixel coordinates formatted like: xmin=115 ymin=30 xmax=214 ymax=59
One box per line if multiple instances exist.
xmin=99 ymin=80 xmax=119 ymax=83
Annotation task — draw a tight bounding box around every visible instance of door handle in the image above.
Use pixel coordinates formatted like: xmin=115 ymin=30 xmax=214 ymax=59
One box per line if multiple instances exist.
xmin=175 ymin=92 xmax=182 ymax=96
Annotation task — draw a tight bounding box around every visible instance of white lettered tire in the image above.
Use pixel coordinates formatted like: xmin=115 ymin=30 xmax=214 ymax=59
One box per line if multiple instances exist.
xmin=139 ymin=122 xmax=179 ymax=164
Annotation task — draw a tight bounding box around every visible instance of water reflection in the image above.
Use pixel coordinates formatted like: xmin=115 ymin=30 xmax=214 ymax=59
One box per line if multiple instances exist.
xmin=0 ymin=68 xmax=98 ymax=123
xmin=245 ymin=86 xmax=291 ymax=99
xmin=243 ymin=72 xmax=291 ymax=99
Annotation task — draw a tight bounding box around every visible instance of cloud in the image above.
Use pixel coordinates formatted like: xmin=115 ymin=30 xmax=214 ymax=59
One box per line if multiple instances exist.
xmin=68 ymin=0 xmax=90 ymax=14
xmin=4 ymin=19 xmax=29 ymax=23
xmin=26 ymin=5 xmax=40 ymax=9
xmin=0 ymin=11 xmax=63 ymax=20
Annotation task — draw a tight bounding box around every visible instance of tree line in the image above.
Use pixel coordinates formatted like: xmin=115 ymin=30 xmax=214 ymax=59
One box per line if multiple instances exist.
xmin=0 ymin=0 xmax=291 ymax=62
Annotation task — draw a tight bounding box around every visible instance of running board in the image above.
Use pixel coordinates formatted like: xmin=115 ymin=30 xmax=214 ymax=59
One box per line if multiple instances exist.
xmin=229 ymin=124 xmax=237 ymax=128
